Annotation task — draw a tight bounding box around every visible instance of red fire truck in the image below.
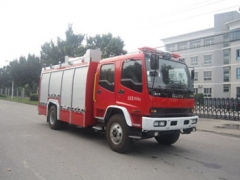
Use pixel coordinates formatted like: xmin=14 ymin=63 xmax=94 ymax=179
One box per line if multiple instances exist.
xmin=38 ymin=47 xmax=198 ymax=153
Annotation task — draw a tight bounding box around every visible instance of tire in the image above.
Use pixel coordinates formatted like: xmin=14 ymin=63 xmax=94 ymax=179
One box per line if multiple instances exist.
xmin=106 ymin=114 xmax=133 ymax=153
xmin=155 ymin=132 xmax=180 ymax=145
xmin=47 ymin=106 xmax=66 ymax=130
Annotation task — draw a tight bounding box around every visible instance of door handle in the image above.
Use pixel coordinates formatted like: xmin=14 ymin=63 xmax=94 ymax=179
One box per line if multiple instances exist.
xmin=118 ymin=89 xmax=124 ymax=94
xmin=97 ymin=89 xmax=102 ymax=94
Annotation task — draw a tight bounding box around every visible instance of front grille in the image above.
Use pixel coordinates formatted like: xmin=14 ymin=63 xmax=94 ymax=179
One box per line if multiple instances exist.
xmin=151 ymin=108 xmax=193 ymax=117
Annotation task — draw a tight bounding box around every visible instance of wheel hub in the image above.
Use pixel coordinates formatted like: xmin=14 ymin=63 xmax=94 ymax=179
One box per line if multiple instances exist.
xmin=110 ymin=123 xmax=123 ymax=145
xmin=49 ymin=111 xmax=55 ymax=125
xmin=112 ymin=130 xmax=117 ymax=137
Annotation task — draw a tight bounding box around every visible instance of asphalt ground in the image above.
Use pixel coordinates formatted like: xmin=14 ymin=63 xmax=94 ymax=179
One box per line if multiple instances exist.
xmin=197 ymin=118 xmax=240 ymax=137
xmin=1 ymin=100 xmax=240 ymax=180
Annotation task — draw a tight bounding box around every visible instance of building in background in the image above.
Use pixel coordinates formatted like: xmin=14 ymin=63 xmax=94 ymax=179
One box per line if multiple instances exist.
xmin=162 ymin=11 xmax=240 ymax=98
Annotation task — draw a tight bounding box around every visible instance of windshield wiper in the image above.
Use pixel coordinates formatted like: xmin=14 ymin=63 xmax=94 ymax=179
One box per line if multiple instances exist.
xmin=157 ymin=85 xmax=171 ymax=90
xmin=166 ymin=83 xmax=193 ymax=92
xmin=184 ymin=86 xmax=194 ymax=93
xmin=169 ymin=80 xmax=181 ymax=84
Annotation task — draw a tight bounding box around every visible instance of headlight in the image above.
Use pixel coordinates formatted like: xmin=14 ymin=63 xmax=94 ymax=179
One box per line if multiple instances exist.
xmin=153 ymin=121 xmax=167 ymax=127
xmin=191 ymin=119 xmax=198 ymax=124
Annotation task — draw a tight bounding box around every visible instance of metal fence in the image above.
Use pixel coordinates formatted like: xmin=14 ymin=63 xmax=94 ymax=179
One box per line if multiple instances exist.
xmin=195 ymin=98 xmax=240 ymax=121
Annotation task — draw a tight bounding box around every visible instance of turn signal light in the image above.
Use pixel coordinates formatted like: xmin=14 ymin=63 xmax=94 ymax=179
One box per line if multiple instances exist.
xmin=150 ymin=109 xmax=157 ymax=113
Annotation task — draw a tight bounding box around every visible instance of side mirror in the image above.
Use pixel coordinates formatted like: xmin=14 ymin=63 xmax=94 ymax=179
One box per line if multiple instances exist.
xmin=191 ymin=69 xmax=195 ymax=80
xmin=150 ymin=54 xmax=159 ymax=69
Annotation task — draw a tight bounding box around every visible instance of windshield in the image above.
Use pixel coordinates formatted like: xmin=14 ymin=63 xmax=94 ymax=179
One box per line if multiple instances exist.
xmin=145 ymin=54 xmax=193 ymax=91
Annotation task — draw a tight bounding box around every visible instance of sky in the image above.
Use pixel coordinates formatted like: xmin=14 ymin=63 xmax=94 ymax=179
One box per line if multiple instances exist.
xmin=0 ymin=0 xmax=239 ymax=68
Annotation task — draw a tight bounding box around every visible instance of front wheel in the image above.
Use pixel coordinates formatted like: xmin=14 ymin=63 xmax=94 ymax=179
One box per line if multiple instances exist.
xmin=106 ymin=114 xmax=133 ymax=153
xmin=155 ymin=132 xmax=180 ymax=145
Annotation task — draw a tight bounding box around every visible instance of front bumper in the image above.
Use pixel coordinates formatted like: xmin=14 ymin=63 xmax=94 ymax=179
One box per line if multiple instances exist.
xmin=142 ymin=116 xmax=198 ymax=131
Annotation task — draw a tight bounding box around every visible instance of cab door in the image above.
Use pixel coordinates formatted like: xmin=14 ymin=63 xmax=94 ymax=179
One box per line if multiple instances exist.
xmin=115 ymin=59 xmax=144 ymax=126
xmin=94 ymin=63 xmax=116 ymax=118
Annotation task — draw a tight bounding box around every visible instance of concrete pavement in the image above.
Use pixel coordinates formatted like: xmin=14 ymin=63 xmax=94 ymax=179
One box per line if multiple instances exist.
xmin=197 ymin=118 xmax=240 ymax=137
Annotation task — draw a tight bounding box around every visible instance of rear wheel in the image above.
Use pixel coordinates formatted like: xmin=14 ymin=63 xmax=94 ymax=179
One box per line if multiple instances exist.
xmin=155 ymin=132 xmax=180 ymax=145
xmin=106 ymin=114 xmax=133 ymax=153
xmin=48 ymin=106 xmax=67 ymax=130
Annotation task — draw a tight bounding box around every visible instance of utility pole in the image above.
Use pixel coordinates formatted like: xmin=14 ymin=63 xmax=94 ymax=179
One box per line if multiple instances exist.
xmin=6 ymin=60 xmax=14 ymax=100
xmin=11 ymin=80 xmax=14 ymax=100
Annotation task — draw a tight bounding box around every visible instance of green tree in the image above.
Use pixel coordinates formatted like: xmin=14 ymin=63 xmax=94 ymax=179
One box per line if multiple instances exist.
xmin=40 ymin=40 xmax=62 ymax=66
xmin=86 ymin=33 xmax=127 ymax=58
xmin=8 ymin=55 xmax=41 ymax=94
xmin=1 ymin=25 xmax=128 ymax=97
xmin=40 ymin=25 xmax=86 ymax=66
xmin=0 ymin=66 xmax=11 ymax=88
xmin=25 ymin=54 xmax=41 ymax=93
xmin=9 ymin=57 xmax=27 ymax=87
xmin=9 ymin=59 xmax=21 ymax=87
xmin=40 ymin=25 xmax=127 ymax=66
xmin=64 ymin=24 xmax=86 ymax=57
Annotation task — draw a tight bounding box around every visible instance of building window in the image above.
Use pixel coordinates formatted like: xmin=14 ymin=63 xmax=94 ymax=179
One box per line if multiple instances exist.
xmin=237 ymin=49 xmax=240 ymax=61
xmin=204 ymin=55 xmax=212 ymax=65
xmin=190 ymin=40 xmax=201 ymax=49
xmin=177 ymin=43 xmax=187 ymax=50
xmin=166 ymin=45 xmax=175 ymax=52
xmin=204 ymin=71 xmax=212 ymax=81
xmin=223 ymin=34 xmax=229 ymax=47
xmin=191 ymin=56 xmax=198 ymax=66
xmin=223 ymin=49 xmax=230 ymax=64
xmin=194 ymin=72 xmax=198 ymax=81
xmin=204 ymin=38 xmax=214 ymax=46
xmin=237 ymin=87 xmax=240 ymax=98
xmin=204 ymin=88 xmax=212 ymax=98
xmin=237 ymin=68 xmax=240 ymax=79
xmin=194 ymin=88 xmax=198 ymax=94
xmin=223 ymin=68 xmax=230 ymax=82
xmin=230 ymin=28 xmax=240 ymax=42
xmin=223 ymin=85 xmax=230 ymax=92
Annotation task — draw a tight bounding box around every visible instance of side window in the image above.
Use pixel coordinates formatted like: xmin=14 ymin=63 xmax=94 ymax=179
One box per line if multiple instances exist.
xmin=98 ymin=64 xmax=115 ymax=92
xmin=121 ymin=60 xmax=142 ymax=92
